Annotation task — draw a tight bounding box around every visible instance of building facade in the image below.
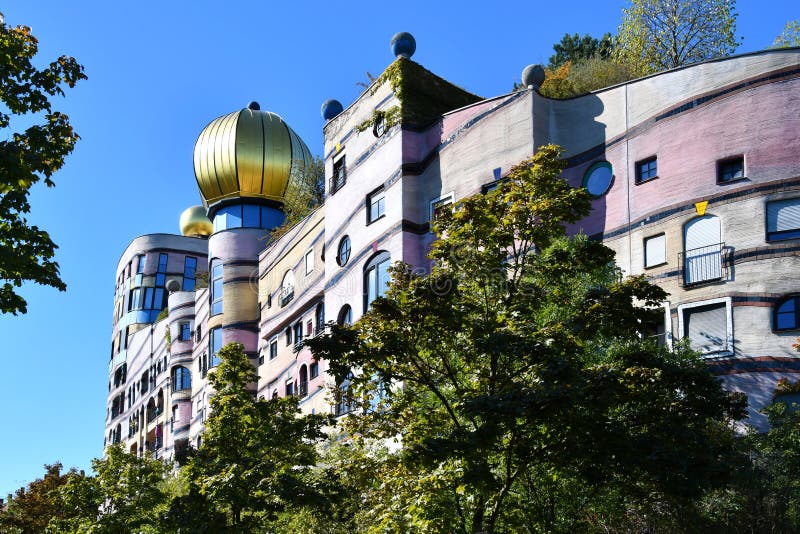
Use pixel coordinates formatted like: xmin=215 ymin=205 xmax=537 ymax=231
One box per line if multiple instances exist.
xmin=105 ymin=43 xmax=800 ymax=457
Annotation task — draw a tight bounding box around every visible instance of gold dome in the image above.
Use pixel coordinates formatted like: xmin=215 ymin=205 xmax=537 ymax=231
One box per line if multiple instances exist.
xmin=179 ymin=205 xmax=213 ymax=237
xmin=193 ymin=104 xmax=313 ymax=206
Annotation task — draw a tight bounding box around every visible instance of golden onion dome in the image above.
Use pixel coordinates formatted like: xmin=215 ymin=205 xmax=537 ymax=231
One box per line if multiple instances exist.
xmin=193 ymin=102 xmax=313 ymax=206
xmin=179 ymin=205 xmax=213 ymax=237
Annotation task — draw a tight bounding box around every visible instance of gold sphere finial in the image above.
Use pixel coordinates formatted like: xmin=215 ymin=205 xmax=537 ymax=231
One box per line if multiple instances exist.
xmin=179 ymin=206 xmax=213 ymax=237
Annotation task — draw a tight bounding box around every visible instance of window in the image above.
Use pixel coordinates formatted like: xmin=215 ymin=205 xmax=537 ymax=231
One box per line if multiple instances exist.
xmin=310 ymin=361 xmax=319 ymax=378
xmin=272 ymin=390 xmax=279 ymax=400
xmin=367 ymin=187 xmax=386 ymax=224
xmin=306 ymin=320 xmax=313 ymax=336
xmin=315 ymin=302 xmax=325 ymax=333
xmin=331 ymin=156 xmax=346 ymax=194
xmin=210 ymin=327 xmax=222 ymax=367
xmin=182 ymin=256 xmax=197 ymax=291
xmin=299 ymin=365 xmax=309 ymax=398
xmin=305 ymin=249 xmax=314 ymax=275
xmin=430 ymin=193 xmax=454 ymax=222
xmin=140 ymin=371 xmax=149 ymax=394
xmin=373 ymin=112 xmax=386 ymax=137
xmin=280 ymin=270 xmax=295 ymax=307
xmin=136 ymin=254 xmax=146 ymax=274
xmin=285 ymin=327 xmax=292 ymax=346
xmin=767 ymin=198 xmax=800 ymax=241
xmin=679 ymin=298 xmax=732 ymax=355
xmin=285 ymin=381 xmax=295 ymax=396
xmin=195 ymin=325 xmax=202 ymax=342
xmin=180 ymin=322 xmax=191 ymax=341
xmin=338 ymin=304 xmax=352 ymax=326
xmin=364 ymin=251 xmax=391 ymax=310
xmin=172 ymin=366 xmax=191 ymax=392
xmin=717 ymin=156 xmax=744 ymax=183
xmin=635 ymin=156 xmax=658 ymax=183
xmin=269 ymin=338 xmax=278 ymax=360
xmin=775 ymin=296 xmax=800 ymax=331
xmin=337 ymin=236 xmax=351 ymax=266
xmin=210 ymin=259 xmax=223 ymax=315
xmin=682 ymin=215 xmax=723 ymax=285
xmin=293 ymin=322 xmax=303 ymax=349
xmin=583 ymin=161 xmax=614 ymax=197
xmin=644 ymin=234 xmax=666 ymax=268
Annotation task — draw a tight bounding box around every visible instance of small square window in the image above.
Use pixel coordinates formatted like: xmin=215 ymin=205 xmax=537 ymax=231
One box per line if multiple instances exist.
xmin=310 ymin=361 xmax=319 ymax=378
xmin=367 ymin=187 xmax=386 ymax=224
xmin=430 ymin=193 xmax=454 ymax=222
xmin=305 ymin=249 xmax=314 ymax=275
xmin=635 ymin=156 xmax=658 ymax=183
xmin=767 ymin=198 xmax=800 ymax=241
xmin=180 ymin=322 xmax=191 ymax=341
xmin=644 ymin=234 xmax=666 ymax=268
xmin=269 ymin=339 xmax=278 ymax=360
xmin=717 ymin=156 xmax=744 ymax=183
xmin=331 ymin=157 xmax=346 ymax=194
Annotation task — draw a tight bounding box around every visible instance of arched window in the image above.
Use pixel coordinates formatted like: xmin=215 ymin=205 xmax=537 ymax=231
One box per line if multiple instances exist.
xmin=338 ymin=304 xmax=352 ymax=326
xmin=364 ymin=251 xmax=390 ymax=310
xmin=280 ymin=270 xmax=295 ymax=307
xmin=315 ymin=302 xmax=325 ymax=333
xmin=683 ymin=215 xmax=722 ymax=285
xmin=272 ymin=389 xmax=279 ymax=400
xmin=210 ymin=259 xmax=223 ymax=315
xmin=775 ymin=296 xmax=800 ymax=331
xmin=299 ymin=365 xmax=309 ymax=398
xmin=172 ymin=366 xmax=191 ymax=391
xmin=337 ymin=236 xmax=351 ymax=266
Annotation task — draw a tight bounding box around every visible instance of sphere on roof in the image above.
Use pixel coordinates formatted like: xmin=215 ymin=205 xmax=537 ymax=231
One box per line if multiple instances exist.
xmin=321 ymin=99 xmax=343 ymax=121
xmin=193 ymin=105 xmax=313 ymax=206
xmin=391 ymin=32 xmax=416 ymax=59
xmin=522 ymin=64 xmax=546 ymax=89
xmin=179 ymin=205 xmax=213 ymax=237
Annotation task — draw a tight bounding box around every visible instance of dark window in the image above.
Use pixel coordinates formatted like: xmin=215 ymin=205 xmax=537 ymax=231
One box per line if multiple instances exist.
xmin=210 ymin=259 xmax=223 ymax=315
xmin=172 ymin=366 xmax=191 ymax=391
xmin=294 ymin=322 xmax=303 ymax=349
xmin=364 ymin=251 xmax=391 ymax=310
xmin=136 ymin=254 xmax=146 ymax=274
xmin=270 ymin=339 xmax=278 ymax=360
xmin=635 ymin=156 xmax=658 ymax=183
xmin=280 ymin=270 xmax=295 ymax=307
xmin=183 ymin=256 xmax=197 ymax=291
xmin=141 ymin=371 xmax=149 ymax=394
xmin=310 ymin=361 xmax=319 ymax=378
xmin=338 ymin=304 xmax=352 ymax=326
xmin=583 ymin=161 xmax=614 ymax=197
xmin=180 ymin=322 xmax=191 ymax=341
xmin=158 ymin=253 xmax=168 ymax=272
xmin=717 ymin=156 xmax=744 ymax=183
xmin=195 ymin=325 xmax=201 ymax=342
xmin=775 ymin=296 xmax=800 ymax=331
xmin=431 ymin=195 xmax=454 ymax=222
xmin=767 ymin=198 xmax=800 ymax=241
xmin=285 ymin=381 xmax=295 ymax=396
xmin=337 ymin=236 xmax=351 ymax=266
xmin=285 ymin=327 xmax=292 ymax=346
xmin=272 ymin=390 xmax=279 ymax=400
xmin=315 ymin=303 xmax=325 ymax=333
xmin=210 ymin=327 xmax=222 ymax=367
xmin=367 ymin=187 xmax=386 ymax=224
xmin=331 ymin=157 xmax=346 ymax=194
xmin=299 ymin=365 xmax=309 ymax=398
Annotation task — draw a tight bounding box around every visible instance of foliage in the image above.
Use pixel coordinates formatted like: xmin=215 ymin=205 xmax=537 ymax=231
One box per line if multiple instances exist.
xmin=49 ymin=445 xmax=169 ymax=533
xmin=548 ymin=32 xmax=614 ymax=69
xmin=0 ymin=13 xmax=86 ymax=314
xmin=271 ymin=156 xmax=324 ymax=242
xmin=0 ymin=463 xmax=78 ymax=533
xmin=538 ymin=61 xmax=576 ymax=98
xmin=538 ymin=56 xmax=638 ymax=99
xmin=773 ymin=20 xmax=800 ymax=48
xmin=194 ymin=270 xmax=209 ymax=289
xmin=614 ymin=0 xmax=741 ymax=76
xmin=307 ymin=145 xmax=746 ymax=533
xmin=187 ymin=342 xmax=331 ymax=531
xmin=774 ymin=377 xmax=800 ymax=397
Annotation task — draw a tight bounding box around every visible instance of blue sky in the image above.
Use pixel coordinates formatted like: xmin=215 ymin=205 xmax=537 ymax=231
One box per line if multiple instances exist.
xmin=0 ymin=0 xmax=796 ymax=495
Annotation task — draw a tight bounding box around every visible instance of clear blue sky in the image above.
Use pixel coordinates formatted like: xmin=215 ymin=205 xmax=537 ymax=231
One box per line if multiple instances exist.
xmin=0 ymin=0 xmax=795 ymax=496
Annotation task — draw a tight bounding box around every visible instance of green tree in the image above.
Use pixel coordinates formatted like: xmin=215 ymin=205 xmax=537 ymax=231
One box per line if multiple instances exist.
xmin=773 ymin=20 xmax=800 ymax=48
xmin=0 ymin=463 xmax=78 ymax=533
xmin=615 ymin=0 xmax=741 ymax=76
xmin=307 ymin=145 xmax=746 ymax=533
xmin=187 ymin=342 xmax=331 ymax=531
xmin=0 ymin=12 xmax=86 ymax=314
xmin=271 ymin=156 xmax=325 ymax=241
xmin=548 ymin=32 xmax=614 ymax=69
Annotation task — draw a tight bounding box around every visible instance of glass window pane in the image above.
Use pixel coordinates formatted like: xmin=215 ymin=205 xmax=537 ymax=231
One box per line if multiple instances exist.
xmin=367 ymin=268 xmax=377 ymax=305
xmin=377 ymin=260 xmax=390 ymax=298
xmin=243 ymin=204 xmax=260 ymax=227
xmin=777 ymin=312 xmax=796 ymax=330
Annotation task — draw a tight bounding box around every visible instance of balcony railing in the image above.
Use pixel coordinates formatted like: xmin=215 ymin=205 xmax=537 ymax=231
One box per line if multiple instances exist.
xmin=299 ymin=381 xmax=308 ymax=398
xmin=679 ymin=242 xmax=728 ymax=287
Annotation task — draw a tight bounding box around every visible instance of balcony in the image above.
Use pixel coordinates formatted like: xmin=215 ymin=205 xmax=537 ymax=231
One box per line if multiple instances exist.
xmin=679 ymin=242 xmax=728 ymax=287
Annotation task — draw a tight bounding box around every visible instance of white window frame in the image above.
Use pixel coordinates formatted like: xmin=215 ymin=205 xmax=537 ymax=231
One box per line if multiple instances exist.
xmin=643 ymin=233 xmax=667 ymax=268
xmin=677 ymin=296 xmax=733 ymax=357
xmin=304 ymin=249 xmax=314 ymax=276
xmin=429 ymin=192 xmax=455 ymax=222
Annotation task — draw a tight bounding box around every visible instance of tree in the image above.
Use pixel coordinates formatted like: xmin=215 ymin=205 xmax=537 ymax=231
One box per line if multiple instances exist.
xmin=307 ymin=145 xmax=746 ymax=533
xmin=0 ymin=463 xmax=78 ymax=533
xmin=615 ymin=0 xmax=740 ymax=76
xmin=0 ymin=12 xmax=86 ymax=314
xmin=538 ymin=57 xmax=637 ymax=99
xmin=773 ymin=20 xmax=800 ymax=48
xmin=271 ymin=156 xmax=325 ymax=241
xmin=188 ymin=342 xmax=331 ymax=531
xmin=548 ymin=32 xmax=614 ymax=69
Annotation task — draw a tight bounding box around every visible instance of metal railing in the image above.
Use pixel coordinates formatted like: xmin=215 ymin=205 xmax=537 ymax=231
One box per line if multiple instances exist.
xmin=679 ymin=242 xmax=728 ymax=287
xmin=299 ymin=381 xmax=308 ymax=398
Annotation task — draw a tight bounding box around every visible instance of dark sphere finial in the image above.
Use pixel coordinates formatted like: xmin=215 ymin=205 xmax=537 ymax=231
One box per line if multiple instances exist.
xmin=390 ymin=32 xmax=416 ymax=59
xmin=248 ymin=101 xmax=261 ymax=110
xmin=321 ymin=99 xmax=344 ymax=121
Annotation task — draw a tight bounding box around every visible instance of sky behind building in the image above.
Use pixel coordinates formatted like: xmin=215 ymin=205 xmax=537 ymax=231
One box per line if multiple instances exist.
xmin=0 ymin=0 xmax=796 ymax=495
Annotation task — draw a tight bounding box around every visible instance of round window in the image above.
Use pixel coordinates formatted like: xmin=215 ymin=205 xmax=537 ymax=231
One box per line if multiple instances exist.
xmin=337 ymin=236 xmax=351 ymax=266
xmin=582 ymin=161 xmax=614 ymax=197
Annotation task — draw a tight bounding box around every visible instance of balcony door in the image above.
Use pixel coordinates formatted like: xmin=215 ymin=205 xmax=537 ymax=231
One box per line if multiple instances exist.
xmin=684 ymin=215 xmax=721 ymax=285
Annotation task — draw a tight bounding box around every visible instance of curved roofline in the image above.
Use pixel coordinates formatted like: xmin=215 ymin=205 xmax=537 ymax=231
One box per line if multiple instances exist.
xmin=115 ymin=233 xmax=208 ymax=273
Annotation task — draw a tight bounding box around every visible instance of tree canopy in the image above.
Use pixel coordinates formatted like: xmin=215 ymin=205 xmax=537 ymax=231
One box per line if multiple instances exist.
xmin=548 ymin=32 xmax=614 ymax=69
xmin=614 ymin=0 xmax=741 ymax=75
xmin=0 ymin=13 xmax=86 ymax=314
xmin=773 ymin=20 xmax=800 ymax=48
